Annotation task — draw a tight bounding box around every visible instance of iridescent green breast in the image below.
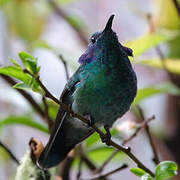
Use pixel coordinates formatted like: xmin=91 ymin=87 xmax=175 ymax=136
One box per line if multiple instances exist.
xmin=72 ymin=58 xmax=137 ymax=126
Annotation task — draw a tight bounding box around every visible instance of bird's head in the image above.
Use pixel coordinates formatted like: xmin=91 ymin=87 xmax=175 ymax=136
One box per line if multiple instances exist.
xmin=78 ymin=14 xmax=133 ymax=64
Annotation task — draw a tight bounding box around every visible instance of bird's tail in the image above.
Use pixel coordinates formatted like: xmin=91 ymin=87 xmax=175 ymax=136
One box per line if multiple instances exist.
xmin=37 ymin=109 xmax=73 ymax=169
xmin=37 ymin=108 xmax=94 ymax=169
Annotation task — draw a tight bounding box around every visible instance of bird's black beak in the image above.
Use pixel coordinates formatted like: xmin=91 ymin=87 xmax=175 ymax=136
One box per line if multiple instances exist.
xmin=103 ymin=14 xmax=115 ymax=33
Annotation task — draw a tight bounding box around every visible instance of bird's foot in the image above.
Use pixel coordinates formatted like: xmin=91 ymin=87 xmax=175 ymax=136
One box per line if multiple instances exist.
xmin=100 ymin=125 xmax=111 ymax=145
xmin=84 ymin=115 xmax=95 ymax=127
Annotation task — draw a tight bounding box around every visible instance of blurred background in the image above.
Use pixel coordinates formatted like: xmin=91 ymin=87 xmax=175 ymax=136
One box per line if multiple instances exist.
xmin=0 ymin=0 xmax=180 ymax=179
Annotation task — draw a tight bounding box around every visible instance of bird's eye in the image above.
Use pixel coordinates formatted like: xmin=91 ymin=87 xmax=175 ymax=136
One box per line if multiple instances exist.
xmin=91 ymin=37 xmax=96 ymax=44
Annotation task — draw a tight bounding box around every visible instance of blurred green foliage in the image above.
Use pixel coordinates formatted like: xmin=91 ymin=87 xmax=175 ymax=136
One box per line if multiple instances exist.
xmin=0 ymin=116 xmax=48 ymax=133
xmin=0 ymin=0 xmax=179 ymax=179
xmin=2 ymin=0 xmax=47 ymax=43
xmin=131 ymin=161 xmax=178 ymax=180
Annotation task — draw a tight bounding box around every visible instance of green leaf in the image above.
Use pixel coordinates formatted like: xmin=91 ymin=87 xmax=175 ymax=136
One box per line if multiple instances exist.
xmin=0 ymin=0 xmax=11 ymax=7
xmin=19 ymin=51 xmax=40 ymax=75
xmin=0 ymin=116 xmax=49 ymax=133
xmin=86 ymin=132 xmax=99 ymax=147
xmin=130 ymin=168 xmax=147 ymax=177
xmin=125 ymin=32 xmax=174 ymax=57
xmin=13 ymin=83 xmax=32 ymax=91
xmin=85 ymin=128 xmax=120 ymax=148
xmin=0 ymin=55 xmax=43 ymax=94
xmin=135 ymin=59 xmax=180 ymax=75
xmin=10 ymin=58 xmax=21 ymax=67
xmin=155 ymin=161 xmax=178 ymax=180
xmin=133 ymin=82 xmax=180 ymax=105
xmin=0 ymin=66 xmax=31 ymax=84
xmin=141 ymin=174 xmax=154 ymax=180
xmin=45 ymin=100 xmax=59 ymax=119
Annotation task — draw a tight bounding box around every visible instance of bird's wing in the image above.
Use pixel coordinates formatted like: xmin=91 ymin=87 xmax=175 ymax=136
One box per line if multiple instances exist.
xmin=38 ymin=65 xmax=84 ymax=168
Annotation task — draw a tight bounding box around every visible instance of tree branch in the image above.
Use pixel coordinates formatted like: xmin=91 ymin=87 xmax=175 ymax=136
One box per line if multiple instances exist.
xmin=122 ymin=115 xmax=155 ymax=145
xmin=0 ymin=140 xmax=19 ymax=165
xmin=24 ymin=69 xmax=155 ymax=177
xmin=81 ymin=153 xmax=97 ymax=171
xmin=58 ymin=151 xmax=75 ymax=180
xmin=96 ymin=115 xmax=155 ymax=173
xmin=85 ymin=164 xmax=128 ymax=180
xmin=173 ymin=0 xmax=180 ymax=19
xmin=137 ymin=106 xmax=160 ymax=165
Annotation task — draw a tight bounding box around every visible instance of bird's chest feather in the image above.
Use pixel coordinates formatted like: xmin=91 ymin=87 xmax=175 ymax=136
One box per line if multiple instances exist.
xmin=72 ymin=61 xmax=137 ymax=126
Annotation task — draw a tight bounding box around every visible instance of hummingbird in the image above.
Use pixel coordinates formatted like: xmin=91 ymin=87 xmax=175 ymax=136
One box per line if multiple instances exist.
xmin=38 ymin=15 xmax=137 ymax=169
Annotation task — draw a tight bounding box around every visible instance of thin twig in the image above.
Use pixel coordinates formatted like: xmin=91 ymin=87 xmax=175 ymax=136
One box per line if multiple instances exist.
xmin=0 ymin=74 xmax=49 ymax=126
xmin=173 ymin=0 xmax=180 ymax=19
xmin=48 ymin=0 xmax=88 ymax=46
xmin=122 ymin=115 xmax=155 ymax=145
xmin=59 ymin=55 xmax=70 ymax=80
xmin=58 ymin=151 xmax=75 ymax=180
xmin=81 ymin=153 xmax=97 ymax=171
xmin=42 ymin=96 xmax=53 ymax=129
xmin=0 ymin=140 xmax=19 ymax=165
xmin=76 ymin=145 xmax=83 ymax=180
xmin=77 ymin=157 xmax=83 ymax=180
xmin=137 ymin=105 xmax=160 ymax=165
xmin=85 ymin=164 xmax=128 ymax=180
xmin=96 ymin=149 xmax=119 ymax=174
xmin=96 ymin=115 xmax=155 ymax=173
xmin=147 ymin=14 xmax=170 ymax=75
xmin=24 ymin=69 xmax=155 ymax=177
xmin=155 ymin=46 xmax=171 ymax=76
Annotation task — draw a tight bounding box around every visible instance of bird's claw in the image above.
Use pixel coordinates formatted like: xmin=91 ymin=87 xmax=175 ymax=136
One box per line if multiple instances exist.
xmin=100 ymin=125 xmax=111 ymax=145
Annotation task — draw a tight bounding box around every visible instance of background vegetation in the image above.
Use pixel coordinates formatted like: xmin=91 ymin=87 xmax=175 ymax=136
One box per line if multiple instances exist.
xmin=0 ymin=0 xmax=180 ymax=179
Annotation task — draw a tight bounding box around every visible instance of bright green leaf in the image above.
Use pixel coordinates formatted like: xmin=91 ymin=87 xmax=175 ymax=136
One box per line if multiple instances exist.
xmin=85 ymin=128 xmax=120 ymax=148
xmin=0 ymin=52 xmax=43 ymax=94
xmin=155 ymin=161 xmax=178 ymax=180
xmin=125 ymin=32 xmax=175 ymax=57
xmin=0 ymin=66 xmax=31 ymax=84
xmin=130 ymin=168 xmax=147 ymax=177
xmin=141 ymin=174 xmax=154 ymax=180
xmin=86 ymin=132 xmax=99 ymax=147
xmin=0 ymin=116 xmax=49 ymax=133
xmin=45 ymin=100 xmax=59 ymax=119
xmin=0 ymin=0 xmax=11 ymax=7
xmin=13 ymin=83 xmax=32 ymax=91
xmin=10 ymin=59 xmax=21 ymax=67
xmin=19 ymin=51 xmax=40 ymax=75
xmin=135 ymin=58 xmax=180 ymax=75
xmin=133 ymin=82 xmax=180 ymax=105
